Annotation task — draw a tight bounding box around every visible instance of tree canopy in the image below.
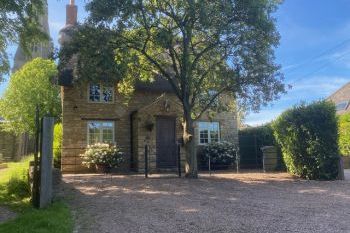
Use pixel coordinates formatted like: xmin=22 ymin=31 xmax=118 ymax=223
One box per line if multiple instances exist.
xmin=61 ymin=0 xmax=285 ymax=177
xmin=0 ymin=0 xmax=48 ymax=81
xmin=0 ymin=58 xmax=61 ymax=135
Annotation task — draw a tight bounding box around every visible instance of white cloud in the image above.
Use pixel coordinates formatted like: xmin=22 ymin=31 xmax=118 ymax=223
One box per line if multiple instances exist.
xmin=291 ymin=76 xmax=349 ymax=95
xmin=245 ymin=75 xmax=350 ymax=126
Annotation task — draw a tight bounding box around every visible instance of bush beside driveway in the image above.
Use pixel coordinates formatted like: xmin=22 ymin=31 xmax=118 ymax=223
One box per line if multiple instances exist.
xmin=60 ymin=172 xmax=350 ymax=233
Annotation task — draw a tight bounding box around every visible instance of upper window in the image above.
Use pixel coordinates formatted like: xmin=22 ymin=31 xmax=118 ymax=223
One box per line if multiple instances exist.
xmin=198 ymin=122 xmax=220 ymax=145
xmin=336 ymin=101 xmax=349 ymax=111
xmin=89 ymin=84 xmax=114 ymax=103
xmin=87 ymin=121 xmax=115 ymax=145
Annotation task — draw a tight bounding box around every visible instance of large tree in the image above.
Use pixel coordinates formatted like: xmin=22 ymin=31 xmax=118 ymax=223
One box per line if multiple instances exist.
xmin=61 ymin=0 xmax=285 ymax=177
xmin=0 ymin=58 xmax=61 ymax=135
xmin=0 ymin=0 xmax=48 ymax=81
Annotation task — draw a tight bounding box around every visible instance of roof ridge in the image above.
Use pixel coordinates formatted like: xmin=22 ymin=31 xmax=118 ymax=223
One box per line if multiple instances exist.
xmin=327 ymin=81 xmax=350 ymax=100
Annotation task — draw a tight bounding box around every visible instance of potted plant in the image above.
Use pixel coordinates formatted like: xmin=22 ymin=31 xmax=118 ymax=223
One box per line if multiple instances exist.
xmin=80 ymin=143 xmax=124 ymax=173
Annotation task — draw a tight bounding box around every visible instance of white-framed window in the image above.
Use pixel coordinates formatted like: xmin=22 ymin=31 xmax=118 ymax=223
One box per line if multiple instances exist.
xmin=87 ymin=121 xmax=115 ymax=145
xmin=198 ymin=122 xmax=220 ymax=145
xmin=88 ymin=83 xmax=114 ymax=103
xmin=336 ymin=101 xmax=349 ymax=111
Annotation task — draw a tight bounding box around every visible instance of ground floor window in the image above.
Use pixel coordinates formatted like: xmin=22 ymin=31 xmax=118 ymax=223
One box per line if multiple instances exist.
xmin=198 ymin=122 xmax=220 ymax=145
xmin=87 ymin=121 xmax=115 ymax=145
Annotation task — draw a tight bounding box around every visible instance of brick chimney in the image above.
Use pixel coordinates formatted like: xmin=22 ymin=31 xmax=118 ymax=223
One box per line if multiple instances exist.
xmin=66 ymin=0 xmax=77 ymax=25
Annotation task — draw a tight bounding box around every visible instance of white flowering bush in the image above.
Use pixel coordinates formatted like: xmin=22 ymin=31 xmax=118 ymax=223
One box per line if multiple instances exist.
xmin=203 ymin=141 xmax=237 ymax=169
xmin=80 ymin=143 xmax=124 ymax=168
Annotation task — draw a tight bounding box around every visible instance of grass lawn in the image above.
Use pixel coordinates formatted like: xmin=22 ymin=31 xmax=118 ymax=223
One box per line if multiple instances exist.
xmin=0 ymin=156 xmax=73 ymax=233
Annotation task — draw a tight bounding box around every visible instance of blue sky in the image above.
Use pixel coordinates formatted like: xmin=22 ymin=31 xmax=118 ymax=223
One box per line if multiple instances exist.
xmin=1 ymin=0 xmax=350 ymax=126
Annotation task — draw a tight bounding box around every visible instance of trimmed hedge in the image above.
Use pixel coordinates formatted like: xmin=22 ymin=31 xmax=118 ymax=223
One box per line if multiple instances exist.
xmin=53 ymin=123 xmax=62 ymax=169
xmin=338 ymin=113 xmax=350 ymax=156
xmin=239 ymin=124 xmax=284 ymax=170
xmin=272 ymin=101 xmax=339 ymax=180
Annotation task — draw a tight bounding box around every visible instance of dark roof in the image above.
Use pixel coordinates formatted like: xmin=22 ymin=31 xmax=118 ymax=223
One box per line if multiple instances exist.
xmin=0 ymin=117 xmax=4 ymax=122
xmin=58 ymin=70 xmax=174 ymax=92
xmin=135 ymin=78 xmax=174 ymax=92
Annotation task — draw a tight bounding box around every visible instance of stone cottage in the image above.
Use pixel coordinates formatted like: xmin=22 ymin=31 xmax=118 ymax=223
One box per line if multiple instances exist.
xmin=58 ymin=1 xmax=239 ymax=173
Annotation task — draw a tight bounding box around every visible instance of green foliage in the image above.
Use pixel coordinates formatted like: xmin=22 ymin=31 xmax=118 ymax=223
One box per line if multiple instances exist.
xmin=272 ymin=101 xmax=339 ymax=180
xmin=0 ymin=58 xmax=61 ymax=135
xmin=7 ymin=175 xmax=30 ymax=199
xmin=53 ymin=123 xmax=63 ymax=168
xmin=240 ymin=124 xmax=276 ymax=146
xmin=0 ymin=0 xmax=49 ymax=81
xmin=0 ymin=156 xmax=72 ymax=233
xmin=338 ymin=113 xmax=350 ymax=156
xmin=239 ymin=124 xmax=284 ymax=169
xmin=0 ymin=201 xmax=73 ymax=233
xmin=0 ymin=156 xmax=33 ymax=209
xmin=202 ymin=141 xmax=237 ymax=169
xmin=62 ymin=0 xmax=285 ymax=115
xmin=80 ymin=143 xmax=125 ymax=168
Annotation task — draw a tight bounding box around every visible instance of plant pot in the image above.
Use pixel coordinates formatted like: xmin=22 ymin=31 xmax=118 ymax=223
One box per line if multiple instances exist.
xmin=95 ymin=164 xmax=111 ymax=173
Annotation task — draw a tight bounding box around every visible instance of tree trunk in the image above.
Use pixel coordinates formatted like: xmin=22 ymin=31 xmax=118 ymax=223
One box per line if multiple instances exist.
xmin=183 ymin=110 xmax=198 ymax=178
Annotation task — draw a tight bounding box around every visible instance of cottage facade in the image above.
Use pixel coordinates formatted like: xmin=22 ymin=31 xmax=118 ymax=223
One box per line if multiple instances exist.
xmin=59 ymin=2 xmax=239 ymax=173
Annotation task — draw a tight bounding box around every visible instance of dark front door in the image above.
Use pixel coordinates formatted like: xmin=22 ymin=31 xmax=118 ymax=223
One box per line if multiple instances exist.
xmin=156 ymin=117 xmax=176 ymax=169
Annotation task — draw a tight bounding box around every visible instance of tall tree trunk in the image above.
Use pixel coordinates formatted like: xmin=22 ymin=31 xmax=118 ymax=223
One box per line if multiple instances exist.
xmin=183 ymin=107 xmax=198 ymax=178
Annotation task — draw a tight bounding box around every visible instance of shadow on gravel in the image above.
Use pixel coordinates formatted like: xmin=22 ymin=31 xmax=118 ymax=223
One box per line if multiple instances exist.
xmin=57 ymin=172 xmax=350 ymax=233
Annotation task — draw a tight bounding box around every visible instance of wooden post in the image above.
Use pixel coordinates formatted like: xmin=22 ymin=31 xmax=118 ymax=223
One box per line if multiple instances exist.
xmin=32 ymin=106 xmax=40 ymax=208
xmin=236 ymin=148 xmax=240 ymax=174
xmin=39 ymin=117 xmax=54 ymax=208
xmin=144 ymin=145 xmax=148 ymax=178
xmin=338 ymin=156 xmax=345 ymax=180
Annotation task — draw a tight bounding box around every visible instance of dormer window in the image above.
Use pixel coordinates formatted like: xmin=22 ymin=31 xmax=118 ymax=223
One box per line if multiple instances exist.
xmin=89 ymin=84 xmax=114 ymax=103
xmin=336 ymin=101 xmax=349 ymax=111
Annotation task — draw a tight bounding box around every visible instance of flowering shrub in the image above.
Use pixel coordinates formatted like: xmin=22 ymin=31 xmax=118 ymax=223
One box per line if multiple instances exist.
xmin=202 ymin=141 xmax=237 ymax=169
xmin=80 ymin=143 xmax=124 ymax=168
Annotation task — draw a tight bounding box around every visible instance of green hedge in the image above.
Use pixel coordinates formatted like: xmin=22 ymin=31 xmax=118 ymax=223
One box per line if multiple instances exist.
xmin=239 ymin=124 xmax=284 ymax=169
xmin=338 ymin=113 xmax=350 ymax=156
xmin=53 ymin=123 xmax=62 ymax=169
xmin=272 ymin=101 xmax=339 ymax=180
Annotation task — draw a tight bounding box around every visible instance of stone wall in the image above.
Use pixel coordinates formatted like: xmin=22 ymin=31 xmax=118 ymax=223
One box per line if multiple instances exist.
xmin=61 ymin=83 xmax=238 ymax=173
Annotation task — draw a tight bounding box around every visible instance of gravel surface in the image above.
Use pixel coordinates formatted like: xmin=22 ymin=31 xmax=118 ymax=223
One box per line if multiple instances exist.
xmin=60 ymin=171 xmax=350 ymax=233
xmin=0 ymin=206 xmax=16 ymax=224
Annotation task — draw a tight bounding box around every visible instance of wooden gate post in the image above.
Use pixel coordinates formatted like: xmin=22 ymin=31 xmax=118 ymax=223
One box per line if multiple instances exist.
xmin=144 ymin=145 xmax=148 ymax=178
xmin=39 ymin=117 xmax=54 ymax=208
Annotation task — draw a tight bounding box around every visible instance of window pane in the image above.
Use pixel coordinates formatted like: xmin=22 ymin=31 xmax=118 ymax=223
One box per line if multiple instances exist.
xmin=88 ymin=122 xmax=101 ymax=145
xmin=102 ymin=128 xmax=113 ymax=143
xmin=102 ymin=86 xmax=113 ymax=102
xmin=89 ymin=84 xmax=101 ymax=102
xmin=198 ymin=121 xmax=219 ymax=144
xmin=88 ymin=121 xmax=115 ymax=145
xmin=336 ymin=101 xmax=349 ymax=111
xmin=199 ymin=130 xmax=209 ymax=144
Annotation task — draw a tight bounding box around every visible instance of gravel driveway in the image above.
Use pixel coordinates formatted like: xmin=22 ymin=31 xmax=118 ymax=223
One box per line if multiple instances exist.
xmin=60 ymin=171 xmax=350 ymax=233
